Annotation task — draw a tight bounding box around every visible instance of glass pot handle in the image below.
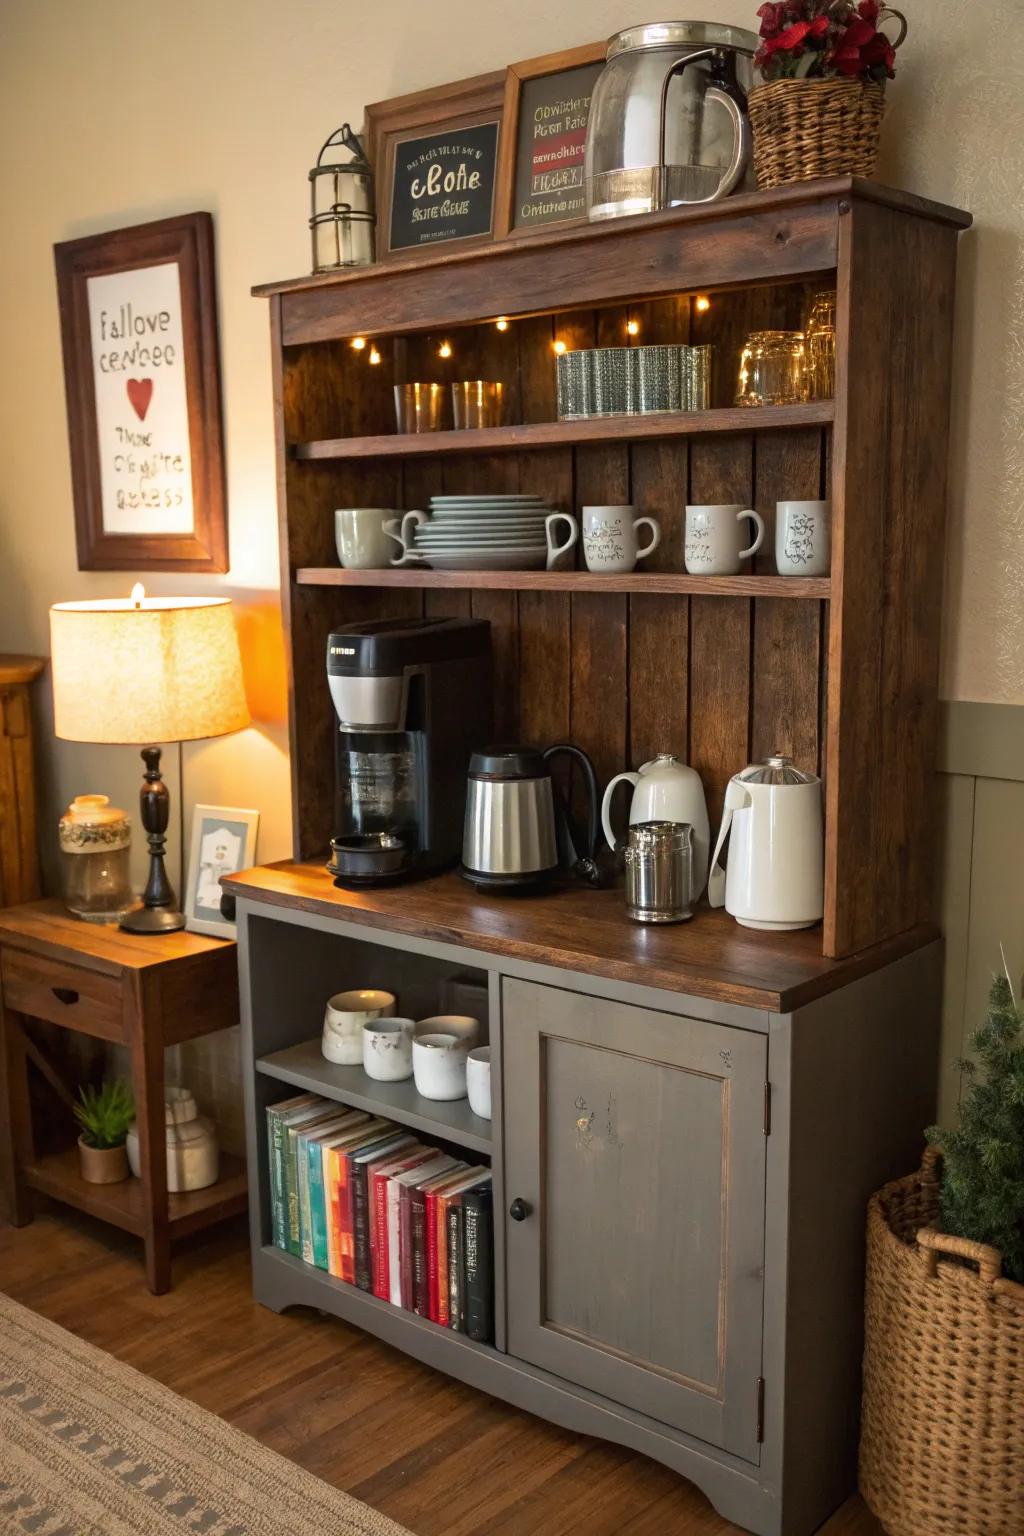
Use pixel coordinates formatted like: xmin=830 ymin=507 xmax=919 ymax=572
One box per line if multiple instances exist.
xmin=656 ymin=48 xmax=752 ymax=209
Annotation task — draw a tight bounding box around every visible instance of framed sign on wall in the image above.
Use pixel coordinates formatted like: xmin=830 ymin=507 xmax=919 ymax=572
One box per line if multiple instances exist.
xmin=54 ymin=212 xmax=227 ymax=572
xmin=495 ymin=43 xmax=607 ymax=239
xmin=367 ymin=71 xmax=505 ymax=262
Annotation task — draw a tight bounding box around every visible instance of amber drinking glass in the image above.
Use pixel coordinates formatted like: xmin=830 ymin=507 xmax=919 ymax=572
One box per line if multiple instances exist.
xmin=804 ymin=290 xmax=836 ymax=401
xmin=735 ymin=330 xmax=808 ymax=408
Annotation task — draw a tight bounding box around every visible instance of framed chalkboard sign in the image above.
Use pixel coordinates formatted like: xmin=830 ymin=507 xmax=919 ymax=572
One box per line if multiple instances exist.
xmin=367 ymin=72 xmax=505 ymax=262
xmin=495 ymin=43 xmax=607 ymax=239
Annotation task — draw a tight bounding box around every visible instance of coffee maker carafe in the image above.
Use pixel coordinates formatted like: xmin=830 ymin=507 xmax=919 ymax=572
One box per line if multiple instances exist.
xmin=326 ymin=617 xmax=491 ymax=886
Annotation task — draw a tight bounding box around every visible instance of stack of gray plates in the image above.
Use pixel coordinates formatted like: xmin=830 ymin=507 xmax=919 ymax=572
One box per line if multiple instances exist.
xmin=406 ymin=495 xmax=553 ymax=571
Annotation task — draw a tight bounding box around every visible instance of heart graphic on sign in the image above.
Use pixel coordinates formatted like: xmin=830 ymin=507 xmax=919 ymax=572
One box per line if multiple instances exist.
xmin=126 ymin=378 xmax=154 ymax=421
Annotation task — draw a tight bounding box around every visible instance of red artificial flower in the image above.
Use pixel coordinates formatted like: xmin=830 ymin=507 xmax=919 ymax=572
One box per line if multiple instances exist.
xmin=841 ymin=16 xmax=877 ymax=48
xmin=861 ymin=31 xmax=896 ymax=74
xmin=757 ymin=1 xmax=786 ymax=36
xmin=858 ymin=0 xmax=881 ymax=18
xmin=761 ymin=13 xmax=829 ymax=55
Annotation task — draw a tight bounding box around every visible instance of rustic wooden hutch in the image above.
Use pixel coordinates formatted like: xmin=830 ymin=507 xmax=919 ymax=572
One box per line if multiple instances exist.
xmin=229 ymin=178 xmax=970 ymax=1535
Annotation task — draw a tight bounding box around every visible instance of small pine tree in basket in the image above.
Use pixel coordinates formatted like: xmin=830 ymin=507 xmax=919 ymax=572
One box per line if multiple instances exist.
xmin=927 ymin=973 xmax=1024 ymax=1284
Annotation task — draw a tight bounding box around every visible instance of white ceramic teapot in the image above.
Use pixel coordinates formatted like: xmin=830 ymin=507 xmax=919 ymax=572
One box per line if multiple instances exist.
xmin=601 ymin=754 xmax=710 ymax=892
xmin=707 ymin=755 xmax=824 ymax=930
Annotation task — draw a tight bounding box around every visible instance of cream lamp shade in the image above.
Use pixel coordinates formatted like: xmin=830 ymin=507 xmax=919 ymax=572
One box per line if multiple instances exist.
xmin=49 ymin=591 xmax=250 ymax=744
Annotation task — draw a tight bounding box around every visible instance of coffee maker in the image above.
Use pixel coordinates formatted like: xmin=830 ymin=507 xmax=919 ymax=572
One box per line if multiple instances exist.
xmin=326 ymin=617 xmax=491 ymax=885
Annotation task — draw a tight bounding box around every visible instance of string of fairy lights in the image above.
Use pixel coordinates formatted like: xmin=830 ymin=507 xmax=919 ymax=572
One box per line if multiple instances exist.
xmin=345 ymin=295 xmax=712 ymax=364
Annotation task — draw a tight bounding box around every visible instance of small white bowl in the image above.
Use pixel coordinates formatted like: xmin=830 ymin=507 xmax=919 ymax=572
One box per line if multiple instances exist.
xmin=415 ymin=1014 xmax=480 ymax=1047
xmin=412 ymin=1031 xmax=468 ymax=1101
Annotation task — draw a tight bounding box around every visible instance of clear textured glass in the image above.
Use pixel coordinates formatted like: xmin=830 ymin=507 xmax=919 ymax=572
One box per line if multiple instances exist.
xmin=394 ymin=383 xmax=449 ymax=433
xmin=451 ymin=380 xmax=505 ymax=429
xmin=636 ymin=346 xmax=682 ymax=413
xmin=804 ymin=290 xmax=836 ymax=401
xmin=556 ymin=352 xmax=593 ymax=420
xmin=590 ymin=347 xmax=638 ymax=415
xmin=735 ymin=330 xmax=808 ymax=407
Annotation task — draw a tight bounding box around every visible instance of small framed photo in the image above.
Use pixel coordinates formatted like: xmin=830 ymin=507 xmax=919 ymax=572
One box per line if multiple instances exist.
xmin=494 ymin=43 xmax=606 ymax=239
xmin=184 ymin=805 xmax=259 ymax=937
xmin=366 ymin=70 xmax=506 ymax=262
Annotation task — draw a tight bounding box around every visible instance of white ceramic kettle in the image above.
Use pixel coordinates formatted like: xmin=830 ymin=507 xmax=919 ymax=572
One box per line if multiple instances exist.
xmin=602 ymin=754 xmax=710 ymax=891
xmin=707 ymin=756 xmax=824 ymax=931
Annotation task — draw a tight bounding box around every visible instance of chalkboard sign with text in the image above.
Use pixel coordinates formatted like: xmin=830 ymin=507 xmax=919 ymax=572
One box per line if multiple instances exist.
xmin=386 ymin=118 xmax=500 ymax=254
xmin=511 ymin=62 xmax=604 ymax=232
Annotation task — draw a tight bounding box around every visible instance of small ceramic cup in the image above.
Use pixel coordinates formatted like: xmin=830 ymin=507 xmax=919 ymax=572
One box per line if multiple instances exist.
xmin=581 ymin=506 xmax=660 ymax=574
xmin=415 ymin=1014 xmax=480 ymax=1048
xmin=684 ymin=504 xmax=765 ymax=576
xmin=322 ymin=989 xmax=396 ymax=1066
xmin=335 ymin=508 xmax=399 ymax=570
xmin=412 ymin=1032 xmax=468 ymax=1101
xmin=466 ymin=1046 xmax=492 ymax=1120
xmin=775 ymin=499 xmax=830 ymax=577
xmin=362 ymin=1017 xmax=415 ymax=1082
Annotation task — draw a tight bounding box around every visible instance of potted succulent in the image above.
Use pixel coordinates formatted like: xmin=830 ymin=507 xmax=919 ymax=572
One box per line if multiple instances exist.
xmin=860 ymin=973 xmax=1024 ymax=1535
xmin=74 ymin=1079 xmax=135 ymax=1184
xmin=748 ymin=1 xmax=908 ymax=189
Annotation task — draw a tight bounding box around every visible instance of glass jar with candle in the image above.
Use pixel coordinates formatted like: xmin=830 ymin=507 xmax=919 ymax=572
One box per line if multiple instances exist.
xmin=735 ymin=330 xmax=808 ymax=408
xmin=804 ymin=290 xmax=836 ymax=401
xmin=59 ymin=795 xmax=133 ymax=923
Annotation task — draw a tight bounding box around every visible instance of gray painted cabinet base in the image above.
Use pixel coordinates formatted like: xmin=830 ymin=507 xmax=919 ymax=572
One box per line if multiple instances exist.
xmin=236 ymin=898 xmax=941 ymax=1536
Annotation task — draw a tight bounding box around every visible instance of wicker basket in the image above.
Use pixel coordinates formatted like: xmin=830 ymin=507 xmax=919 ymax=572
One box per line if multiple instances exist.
xmin=860 ymin=1148 xmax=1024 ymax=1535
xmin=748 ymin=78 xmax=885 ymax=189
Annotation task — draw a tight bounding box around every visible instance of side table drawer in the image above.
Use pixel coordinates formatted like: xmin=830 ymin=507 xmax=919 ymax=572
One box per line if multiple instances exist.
xmin=1 ymin=948 xmax=124 ymax=1040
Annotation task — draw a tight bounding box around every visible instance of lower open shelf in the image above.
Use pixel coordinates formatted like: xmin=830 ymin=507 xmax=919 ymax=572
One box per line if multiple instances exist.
xmin=295 ymin=568 xmax=831 ymax=598
xmin=257 ymin=1037 xmax=493 ymax=1155
xmin=23 ymin=1147 xmax=248 ymax=1238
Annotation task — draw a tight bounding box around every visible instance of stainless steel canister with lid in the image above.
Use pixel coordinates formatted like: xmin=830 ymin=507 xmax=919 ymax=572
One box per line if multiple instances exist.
xmin=623 ymin=819 xmax=694 ymax=923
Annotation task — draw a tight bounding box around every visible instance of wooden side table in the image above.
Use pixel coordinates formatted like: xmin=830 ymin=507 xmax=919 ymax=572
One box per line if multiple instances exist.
xmin=0 ymin=899 xmax=247 ymax=1292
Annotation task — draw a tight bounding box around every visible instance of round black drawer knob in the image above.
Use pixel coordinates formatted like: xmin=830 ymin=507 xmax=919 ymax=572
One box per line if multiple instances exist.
xmin=509 ymin=1197 xmax=530 ymax=1222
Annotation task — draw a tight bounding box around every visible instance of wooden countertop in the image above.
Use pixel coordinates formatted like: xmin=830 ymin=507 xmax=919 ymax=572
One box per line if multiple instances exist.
xmin=223 ymin=861 xmax=937 ymax=1013
xmin=0 ymin=899 xmax=233 ymax=976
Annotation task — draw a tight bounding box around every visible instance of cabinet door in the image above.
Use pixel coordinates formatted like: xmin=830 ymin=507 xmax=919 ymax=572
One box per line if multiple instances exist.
xmin=503 ymin=977 xmax=767 ymax=1462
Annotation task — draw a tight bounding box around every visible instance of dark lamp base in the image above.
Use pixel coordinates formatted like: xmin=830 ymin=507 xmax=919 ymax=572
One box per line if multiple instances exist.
xmin=120 ymin=903 xmax=186 ymax=935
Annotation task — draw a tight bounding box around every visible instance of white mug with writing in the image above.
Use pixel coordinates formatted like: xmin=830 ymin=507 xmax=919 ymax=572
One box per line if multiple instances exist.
xmin=581 ymin=506 xmax=661 ymax=574
xmin=775 ymin=500 xmax=830 ymax=577
xmin=685 ymin=504 xmax=765 ymax=577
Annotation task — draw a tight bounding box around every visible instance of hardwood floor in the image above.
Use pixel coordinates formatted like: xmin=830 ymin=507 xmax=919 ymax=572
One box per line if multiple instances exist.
xmin=0 ymin=1206 xmax=882 ymax=1536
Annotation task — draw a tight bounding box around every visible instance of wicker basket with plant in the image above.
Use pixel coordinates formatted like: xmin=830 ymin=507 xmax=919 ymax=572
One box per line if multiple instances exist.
xmin=860 ymin=973 xmax=1024 ymax=1535
xmin=748 ymin=1 xmax=908 ymax=188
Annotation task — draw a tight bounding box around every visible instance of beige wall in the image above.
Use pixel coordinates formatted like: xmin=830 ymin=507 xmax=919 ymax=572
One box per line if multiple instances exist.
xmin=0 ymin=0 xmax=1020 ymax=894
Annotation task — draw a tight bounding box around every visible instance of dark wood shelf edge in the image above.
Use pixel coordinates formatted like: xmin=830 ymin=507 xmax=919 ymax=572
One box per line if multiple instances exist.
xmin=295 ymin=569 xmax=831 ymax=598
xmin=293 ymin=403 xmax=834 ymax=460
xmin=23 ymin=1148 xmax=248 ymax=1238
xmin=253 ymin=178 xmax=971 ymax=299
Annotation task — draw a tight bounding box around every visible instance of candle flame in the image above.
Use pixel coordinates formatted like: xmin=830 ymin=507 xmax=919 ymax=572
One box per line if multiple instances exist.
xmin=130 ymin=583 xmax=145 ymax=609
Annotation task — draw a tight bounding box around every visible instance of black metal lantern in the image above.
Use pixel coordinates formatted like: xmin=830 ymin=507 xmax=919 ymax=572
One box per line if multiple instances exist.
xmin=309 ymin=124 xmax=375 ymax=273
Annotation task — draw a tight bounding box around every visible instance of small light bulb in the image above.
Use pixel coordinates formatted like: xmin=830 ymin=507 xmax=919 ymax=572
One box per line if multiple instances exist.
xmin=626 ymin=318 xmax=640 ymax=336
xmin=350 ymin=336 xmax=367 ymax=351
xmin=368 ymin=347 xmax=381 ymax=365
xmin=553 ymin=339 xmax=567 ymax=355
xmin=438 ymin=341 xmax=452 ymax=359
xmin=695 ymin=295 xmax=711 ymax=313
xmin=130 ymin=582 xmax=145 ymax=609
xmin=495 ymin=316 xmax=509 ymax=332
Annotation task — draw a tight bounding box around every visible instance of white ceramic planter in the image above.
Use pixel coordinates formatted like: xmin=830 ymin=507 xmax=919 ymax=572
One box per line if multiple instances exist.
xmin=322 ymin=989 xmax=396 ymax=1065
xmin=362 ymin=1017 xmax=415 ymax=1082
xmin=466 ymin=1046 xmax=492 ymax=1120
xmin=412 ymin=1032 xmax=468 ymax=1101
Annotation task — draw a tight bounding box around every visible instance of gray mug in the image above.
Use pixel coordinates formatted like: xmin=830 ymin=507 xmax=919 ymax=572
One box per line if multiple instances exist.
xmin=335 ymin=508 xmax=398 ymax=570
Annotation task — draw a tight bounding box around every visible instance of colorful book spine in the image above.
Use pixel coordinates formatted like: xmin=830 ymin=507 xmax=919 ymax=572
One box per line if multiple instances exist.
xmin=436 ymin=1190 xmax=452 ymax=1326
xmin=308 ymin=1137 xmax=330 ymax=1269
xmin=411 ymin=1186 xmax=430 ymax=1316
xmin=352 ymin=1158 xmax=376 ymax=1292
xmin=463 ymin=1185 xmax=494 ymax=1343
xmin=447 ymin=1197 xmax=463 ymax=1332
xmin=298 ymin=1133 xmax=315 ymax=1264
xmin=399 ymin=1183 xmax=416 ymax=1311
xmin=266 ymin=1107 xmax=287 ymax=1249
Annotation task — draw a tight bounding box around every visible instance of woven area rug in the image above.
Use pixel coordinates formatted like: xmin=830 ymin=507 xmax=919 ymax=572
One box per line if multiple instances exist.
xmin=0 ymin=1292 xmax=413 ymax=1536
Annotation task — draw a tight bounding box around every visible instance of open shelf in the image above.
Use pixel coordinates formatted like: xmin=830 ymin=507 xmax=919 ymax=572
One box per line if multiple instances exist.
xmin=23 ymin=1147 xmax=248 ymax=1238
xmin=292 ymin=401 xmax=834 ymax=462
xmin=257 ymin=1036 xmax=493 ymax=1156
xmin=296 ymin=568 xmax=831 ymax=598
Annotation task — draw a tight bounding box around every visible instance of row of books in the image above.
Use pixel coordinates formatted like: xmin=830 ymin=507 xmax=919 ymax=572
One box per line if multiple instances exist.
xmin=266 ymin=1093 xmax=493 ymax=1342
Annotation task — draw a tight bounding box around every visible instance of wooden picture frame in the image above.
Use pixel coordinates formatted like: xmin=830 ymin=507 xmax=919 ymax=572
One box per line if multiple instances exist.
xmin=54 ymin=212 xmax=228 ymax=573
xmin=184 ymin=803 xmax=259 ymax=937
xmin=366 ymin=71 xmax=506 ymax=263
xmin=494 ymin=43 xmax=607 ymax=240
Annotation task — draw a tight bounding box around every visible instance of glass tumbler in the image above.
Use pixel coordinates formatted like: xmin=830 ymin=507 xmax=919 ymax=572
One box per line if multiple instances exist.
xmin=684 ymin=345 xmax=713 ymax=410
xmin=452 ymin=380 xmax=505 ymax=429
xmin=735 ymin=331 xmax=808 ymax=408
xmin=394 ymin=382 xmax=449 ymax=432
xmin=590 ymin=347 xmax=637 ymax=415
xmin=636 ymin=345 xmax=682 ymax=413
xmin=804 ymin=290 xmax=836 ymax=401
xmin=556 ymin=350 xmax=593 ymax=419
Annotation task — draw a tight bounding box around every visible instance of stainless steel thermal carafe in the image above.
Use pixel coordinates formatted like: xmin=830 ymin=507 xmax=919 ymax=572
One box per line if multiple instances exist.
xmin=624 ymin=819 xmax=695 ymax=923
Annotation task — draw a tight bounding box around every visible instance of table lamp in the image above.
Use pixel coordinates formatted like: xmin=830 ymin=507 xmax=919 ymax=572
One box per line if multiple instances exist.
xmin=49 ymin=585 xmax=250 ymax=934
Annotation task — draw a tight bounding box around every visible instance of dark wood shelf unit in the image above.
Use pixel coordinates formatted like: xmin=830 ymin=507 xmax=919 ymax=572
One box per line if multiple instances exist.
xmin=292 ymin=402 xmax=835 ymax=461
xmin=259 ymin=180 xmax=970 ymax=961
xmin=296 ymin=568 xmax=831 ymax=598
xmin=256 ymin=1036 xmax=493 ymax=1155
xmin=23 ymin=1148 xmax=248 ymax=1240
